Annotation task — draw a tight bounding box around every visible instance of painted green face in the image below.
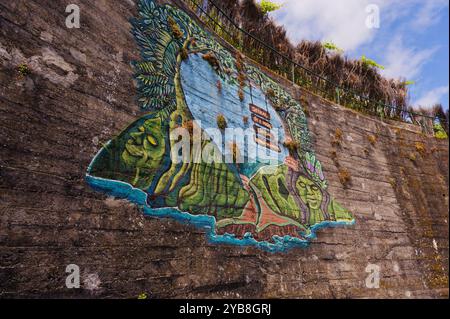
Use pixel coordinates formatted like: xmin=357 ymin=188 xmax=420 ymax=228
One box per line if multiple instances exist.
xmin=296 ymin=175 xmax=323 ymax=210
xmin=122 ymin=117 xmax=166 ymax=170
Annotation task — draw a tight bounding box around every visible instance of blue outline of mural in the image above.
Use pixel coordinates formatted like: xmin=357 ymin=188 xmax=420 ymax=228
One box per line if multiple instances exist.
xmin=85 ymin=0 xmax=355 ymax=253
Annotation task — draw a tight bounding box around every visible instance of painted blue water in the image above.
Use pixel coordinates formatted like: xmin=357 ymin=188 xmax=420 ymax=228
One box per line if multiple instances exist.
xmin=85 ymin=171 xmax=314 ymax=253
xmin=180 ymin=53 xmax=289 ymax=178
xmin=86 ymin=169 xmax=355 ymax=253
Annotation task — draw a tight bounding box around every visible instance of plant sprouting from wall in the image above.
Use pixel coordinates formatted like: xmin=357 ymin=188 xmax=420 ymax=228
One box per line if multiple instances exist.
xmin=434 ymin=123 xmax=448 ymax=139
xmin=338 ymin=169 xmax=351 ymax=187
xmin=217 ymin=114 xmax=228 ymax=130
xmin=322 ymin=41 xmax=343 ymax=54
xmin=402 ymin=80 xmax=415 ymax=86
xmin=361 ymin=55 xmax=385 ymax=70
xmin=18 ymin=63 xmax=30 ymax=77
xmin=259 ymin=0 xmax=283 ymax=15
xmin=368 ymin=134 xmax=377 ymax=146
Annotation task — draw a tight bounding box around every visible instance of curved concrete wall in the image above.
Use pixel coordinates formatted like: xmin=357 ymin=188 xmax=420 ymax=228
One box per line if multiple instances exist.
xmin=0 ymin=0 xmax=448 ymax=298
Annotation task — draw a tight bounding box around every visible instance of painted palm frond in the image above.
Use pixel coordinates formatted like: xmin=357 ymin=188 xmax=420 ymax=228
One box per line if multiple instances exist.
xmin=134 ymin=61 xmax=157 ymax=74
xmin=131 ymin=1 xmax=186 ymax=111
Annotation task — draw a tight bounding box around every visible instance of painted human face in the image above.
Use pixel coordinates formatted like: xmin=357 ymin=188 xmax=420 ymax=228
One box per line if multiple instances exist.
xmin=296 ymin=175 xmax=323 ymax=210
xmin=122 ymin=117 xmax=166 ymax=170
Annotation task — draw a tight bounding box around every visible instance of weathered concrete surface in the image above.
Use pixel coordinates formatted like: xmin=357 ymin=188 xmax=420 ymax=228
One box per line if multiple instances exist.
xmin=0 ymin=0 xmax=448 ymax=298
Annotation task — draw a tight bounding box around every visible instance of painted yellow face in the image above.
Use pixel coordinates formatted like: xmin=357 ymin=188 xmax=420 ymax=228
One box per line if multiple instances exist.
xmin=296 ymin=175 xmax=323 ymax=210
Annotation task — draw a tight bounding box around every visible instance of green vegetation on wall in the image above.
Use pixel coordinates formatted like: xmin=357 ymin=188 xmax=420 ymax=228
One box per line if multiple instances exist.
xmin=259 ymin=0 xmax=283 ymax=15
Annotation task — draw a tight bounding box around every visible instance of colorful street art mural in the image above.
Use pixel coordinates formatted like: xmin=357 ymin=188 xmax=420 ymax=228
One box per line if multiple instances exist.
xmin=86 ymin=0 xmax=355 ymax=252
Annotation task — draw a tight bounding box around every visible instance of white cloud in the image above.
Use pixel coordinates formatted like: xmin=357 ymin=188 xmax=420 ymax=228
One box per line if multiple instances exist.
xmin=381 ymin=36 xmax=439 ymax=80
xmin=255 ymin=0 xmax=448 ymax=108
xmin=415 ymin=85 xmax=449 ymax=108
xmin=412 ymin=0 xmax=449 ymax=30
xmin=267 ymin=0 xmax=389 ymax=51
xmin=261 ymin=0 xmax=448 ymax=51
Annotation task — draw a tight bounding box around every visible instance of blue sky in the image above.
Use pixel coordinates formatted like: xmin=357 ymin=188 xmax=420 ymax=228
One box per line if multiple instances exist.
xmin=257 ymin=0 xmax=449 ymax=110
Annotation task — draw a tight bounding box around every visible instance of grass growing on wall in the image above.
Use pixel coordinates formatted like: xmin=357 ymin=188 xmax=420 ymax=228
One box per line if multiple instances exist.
xmin=17 ymin=64 xmax=30 ymax=77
